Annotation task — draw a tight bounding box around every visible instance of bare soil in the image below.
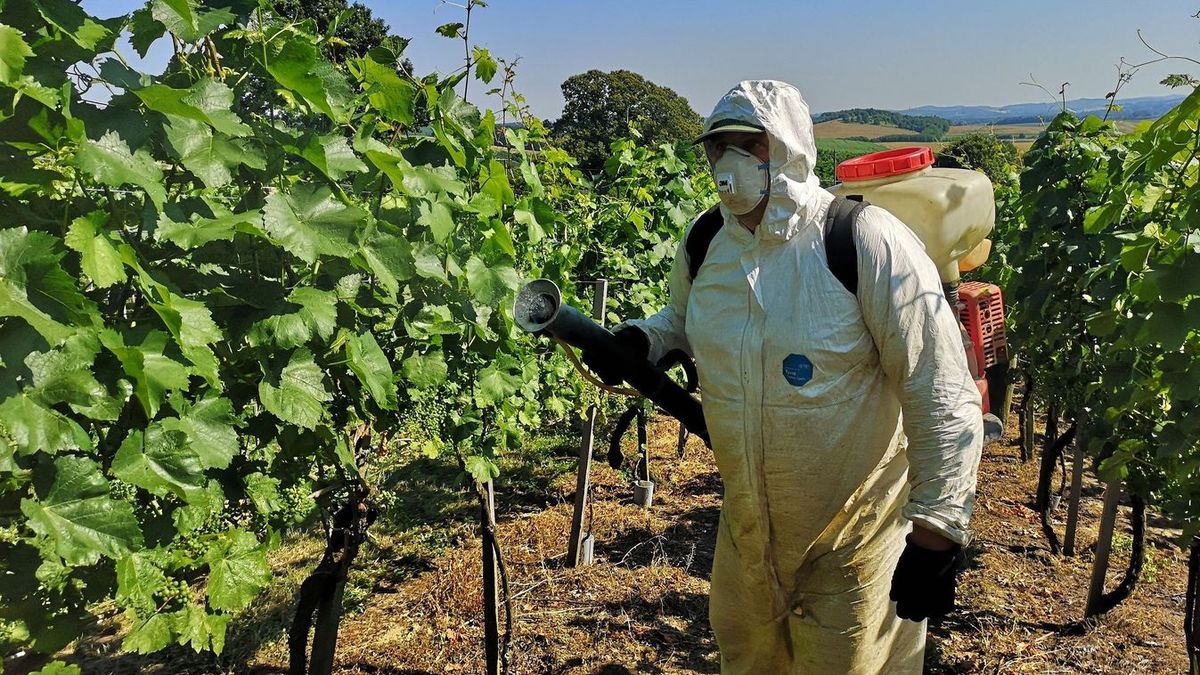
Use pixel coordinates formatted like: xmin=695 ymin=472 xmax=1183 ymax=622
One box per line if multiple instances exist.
xmin=61 ymin=405 xmax=1190 ymax=674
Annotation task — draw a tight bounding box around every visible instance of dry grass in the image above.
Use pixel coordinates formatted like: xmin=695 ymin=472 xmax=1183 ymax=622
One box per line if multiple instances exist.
xmin=812 ymin=120 xmax=916 ymax=139
xmin=950 ymin=123 xmax=1046 ymax=137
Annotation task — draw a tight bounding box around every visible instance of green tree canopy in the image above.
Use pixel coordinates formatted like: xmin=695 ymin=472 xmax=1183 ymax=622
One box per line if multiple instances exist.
xmin=551 ymin=69 xmax=703 ymax=172
xmin=936 ymin=132 xmax=1019 ymax=186
xmin=240 ymin=0 xmax=419 ymax=124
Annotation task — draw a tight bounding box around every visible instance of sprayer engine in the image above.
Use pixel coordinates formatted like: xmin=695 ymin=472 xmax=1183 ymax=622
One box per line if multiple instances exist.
xmin=956 ymin=281 xmax=1009 ymax=419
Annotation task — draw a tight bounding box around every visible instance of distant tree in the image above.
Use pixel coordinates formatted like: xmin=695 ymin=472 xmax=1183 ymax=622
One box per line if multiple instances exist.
xmin=936 ymin=133 xmax=1020 ymax=186
xmin=551 ymin=70 xmax=703 ymax=172
xmin=814 ymin=108 xmax=952 ymax=139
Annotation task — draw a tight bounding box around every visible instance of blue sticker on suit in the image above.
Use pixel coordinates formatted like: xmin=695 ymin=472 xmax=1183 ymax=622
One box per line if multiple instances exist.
xmin=782 ymin=354 xmax=813 ymax=387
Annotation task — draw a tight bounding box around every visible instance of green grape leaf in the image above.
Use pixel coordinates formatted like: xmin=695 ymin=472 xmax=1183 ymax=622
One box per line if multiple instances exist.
xmin=247 ymin=287 xmax=338 ymax=349
xmin=207 ymin=612 xmax=230 ymax=654
xmin=0 ymin=227 xmax=95 ymax=344
xmin=435 ymin=22 xmax=463 ymax=38
xmin=1136 ymin=302 xmax=1189 ymax=351
xmin=474 ymin=362 xmax=520 ymax=407
xmin=399 ymin=164 xmax=466 ymax=197
xmin=24 ymin=331 xmax=96 ymax=404
xmin=417 ymin=199 xmax=456 ymax=243
xmin=258 ymin=348 xmax=330 ymax=430
xmin=21 ymin=455 xmax=143 ymax=566
xmin=33 ymin=0 xmax=115 ymax=51
xmin=204 ymin=529 xmax=270 ymax=612
xmin=405 ymin=304 xmax=459 ymax=339
xmin=172 ymin=604 xmax=211 ymax=653
xmin=472 ymin=46 xmax=497 ymax=83
xmin=401 ymin=350 xmax=447 ymax=391
xmin=464 ymin=455 xmax=498 ymax=484
xmin=262 ymin=32 xmax=351 ymax=123
xmin=1082 ymin=202 xmax=1123 ymax=235
xmin=464 ymin=256 xmax=518 ymax=305
xmin=134 ymin=79 xmax=250 ymax=137
xmin=75 ymin=131 xmax=166 ymax=210
xmin=513 ymin=205 xmax=544 ymax=245
xmin=100 ymin=330 xmax=191 ymax=419
xmin=356 ymin=56 xmax=415 ymax=125
xmin=172 ymin=480 xmax=223 ymax=532
xmin=355 ymin=224 xmax=413 ymax=298
xmin=262 ymin=184 xmax=365 ymax=264
xmin=155 ymin=207 xmax=260 ymax=250
xmin=478 ymin=158 xmax=514 ymax=208
xmin=162 ymin=116 xmax=265 ymax=189
xmin=1151 ymin=255 xmax=1200 ymax=303
xmin=300 ymin=133 xmax=367 ymax=181
xmin=0 ymin=24 xmax=33 ymax=85
xmin=0 ymin=437 xmax=16 ymax=472
xmin=244 ymin=472 xmax=281 ymax=516
xmin=150 ymin=0 xmax=234 ymax=43
xmin=412 ymin=243 xmax=448 ymax=284
xmin=484 ymin=218 xmax=515 ymax=258
xmin=160 ymin=396 xmax=237 ymax=470
xmin=145 ymin=284 xmax=222 ymax=384
xmin=345 ymin=331 xmax=396 ymax=410
xmin=122 ymin=610 xmax=174 ymax=654
xmin=1118 ymin=241 xmax=1153 ymax=273
xmin=127 ymin=7 xmax=165 ymax=58
xmin=355 ymin=137 xmax=466 ymax=197
xmin=64 ymin=211 xmax=125 ymax=288
xmin=116 ymin=552 xmax=167 ymax=614
xmin=112 ymin=426 xmax=205 ymax=502
xmin=0 ymin=394 xmax=91 ymax=456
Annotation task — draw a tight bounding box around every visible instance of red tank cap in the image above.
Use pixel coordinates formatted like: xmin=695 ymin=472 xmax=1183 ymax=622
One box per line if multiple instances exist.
xmin=835 ymin=146 xmax=935 ymax=182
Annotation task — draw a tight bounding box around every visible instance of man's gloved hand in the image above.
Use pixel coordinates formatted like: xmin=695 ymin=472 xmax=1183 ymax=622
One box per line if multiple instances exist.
xmin=889 ymin=535 xmax=963 ymax=622
xmin=581 ymin=326 xmax=649 ymax=386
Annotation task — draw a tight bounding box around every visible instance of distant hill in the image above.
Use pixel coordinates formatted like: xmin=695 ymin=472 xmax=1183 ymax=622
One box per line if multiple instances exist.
xmin=814 ymin=108 xmax=951 ymax=138
xmin=895 ymin=94 xmax=1186 ymax=125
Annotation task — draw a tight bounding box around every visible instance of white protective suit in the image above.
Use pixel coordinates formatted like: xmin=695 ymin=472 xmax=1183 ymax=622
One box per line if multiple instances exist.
xmin=625 ymin=81 xmax=983 ymax=673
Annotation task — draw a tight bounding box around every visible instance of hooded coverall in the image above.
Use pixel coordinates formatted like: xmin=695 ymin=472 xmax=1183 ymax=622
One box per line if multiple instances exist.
xmin=624 ymin=81 xmax=983 ymax=673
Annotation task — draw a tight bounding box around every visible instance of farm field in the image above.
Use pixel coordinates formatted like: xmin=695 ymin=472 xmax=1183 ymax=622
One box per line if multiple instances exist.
xmin=812 ymin=120 xmax=919 ymax=139
xmin=817 ymin=121 xmax=1143 ymax=154
xmin=57 ymin=406 xmax=1189 ymax=674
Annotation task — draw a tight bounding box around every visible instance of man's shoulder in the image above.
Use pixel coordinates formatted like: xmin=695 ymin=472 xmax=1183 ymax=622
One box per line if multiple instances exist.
xmin=854 ymin=203 xmax=927 ymax=258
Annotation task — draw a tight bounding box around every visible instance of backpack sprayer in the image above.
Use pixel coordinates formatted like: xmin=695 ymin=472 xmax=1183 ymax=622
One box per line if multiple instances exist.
xmin=831 ymin=147 xmax=1010 ymax=436
xmin=513 ymin=279 xmax=710 ymax=446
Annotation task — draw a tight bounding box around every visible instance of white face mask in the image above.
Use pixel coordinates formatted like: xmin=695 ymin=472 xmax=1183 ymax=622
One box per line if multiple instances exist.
xmin=712 ymin=145 xmax=769 ymax=215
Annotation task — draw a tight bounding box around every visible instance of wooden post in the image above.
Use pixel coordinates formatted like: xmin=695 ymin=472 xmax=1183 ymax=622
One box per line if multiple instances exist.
xmin=1021 ymin=383 xmax=1035 ymax=463
xmin=1085 ymin=480 xmax=1122 ymax=617
xmin=1063 ymin=418 xmax=1087 ymax=556
xmin=482 ymin=481 xmax=499 ymax=675
xmin=567 ymin=279 xmax=607 ymax=567
xmin=1185 ymin=537 xmax=1200 ymax=675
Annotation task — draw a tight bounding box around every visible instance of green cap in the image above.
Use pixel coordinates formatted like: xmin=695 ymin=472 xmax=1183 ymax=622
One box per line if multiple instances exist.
xmin=692 ymin=118 xmax=766 ymax=144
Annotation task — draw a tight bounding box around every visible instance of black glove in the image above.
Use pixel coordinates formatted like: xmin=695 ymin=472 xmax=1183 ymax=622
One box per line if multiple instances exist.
xmin=889 ymin=535 xmax=963 ymax=622
xmin=581 ymin=326 xmax=649 ymax=386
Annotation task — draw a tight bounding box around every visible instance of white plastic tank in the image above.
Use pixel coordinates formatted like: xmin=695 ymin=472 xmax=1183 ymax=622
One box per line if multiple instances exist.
xmin=827 ymin=147 xmax=996 ymax=284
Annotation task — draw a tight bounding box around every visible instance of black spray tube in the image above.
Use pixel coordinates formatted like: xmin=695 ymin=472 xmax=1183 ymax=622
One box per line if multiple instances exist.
xmin=514 ymin=280 xmax=710 ymax=446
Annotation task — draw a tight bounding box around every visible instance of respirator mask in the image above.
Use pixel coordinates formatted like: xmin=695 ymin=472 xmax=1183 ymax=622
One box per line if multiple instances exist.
xmin=712 ymin=145 xmax=769 ymax=215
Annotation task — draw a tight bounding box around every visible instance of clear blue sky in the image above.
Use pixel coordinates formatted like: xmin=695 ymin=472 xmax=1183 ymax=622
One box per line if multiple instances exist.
xmin=83 ymin=0 xmax=1200 ymax=119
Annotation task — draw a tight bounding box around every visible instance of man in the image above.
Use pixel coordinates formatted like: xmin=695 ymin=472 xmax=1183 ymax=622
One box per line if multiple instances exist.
xmin=584 ymin=80 xmax=983 ymax=673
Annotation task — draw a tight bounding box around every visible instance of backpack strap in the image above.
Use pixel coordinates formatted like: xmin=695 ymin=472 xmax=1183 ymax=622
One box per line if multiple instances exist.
xmin=823 ymin=195 xmax=869 ymax=296
xmin=685 ymin=197 xmax=869 ymax=297
xmin=685 ymin=204 xmax=724 ymax=282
